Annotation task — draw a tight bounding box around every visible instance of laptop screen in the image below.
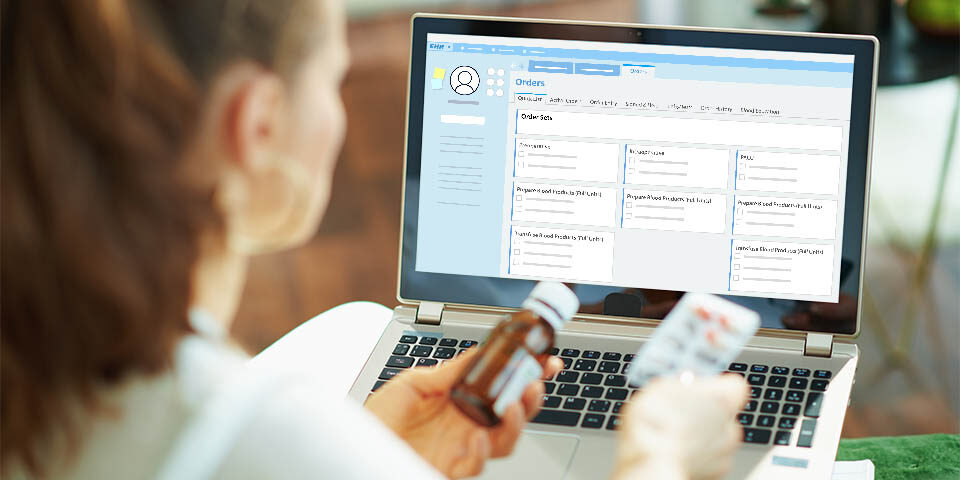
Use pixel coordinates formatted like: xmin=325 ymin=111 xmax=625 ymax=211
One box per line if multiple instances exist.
xmin=401 ymin=18 xmax=876 ymax=335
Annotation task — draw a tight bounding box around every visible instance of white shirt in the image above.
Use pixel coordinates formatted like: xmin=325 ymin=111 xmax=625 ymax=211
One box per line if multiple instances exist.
xmin=8 ymin=334 xmax=446 ymax=480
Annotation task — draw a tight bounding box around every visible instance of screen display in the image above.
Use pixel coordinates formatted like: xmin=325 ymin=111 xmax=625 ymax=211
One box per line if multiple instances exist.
xmin=401 ymin=19 xmax=874 ymax=335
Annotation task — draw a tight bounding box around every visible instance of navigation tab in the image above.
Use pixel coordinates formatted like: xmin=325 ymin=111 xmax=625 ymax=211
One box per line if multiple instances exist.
xmin=529 ymin=60 xmax=573 ymax=74
xmin=574 ymin=63 xmax=620 ymax=76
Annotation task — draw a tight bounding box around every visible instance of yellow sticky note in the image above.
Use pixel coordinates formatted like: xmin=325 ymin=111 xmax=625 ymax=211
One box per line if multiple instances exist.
xmin=433 ymin=67 xmax=446 ymax=79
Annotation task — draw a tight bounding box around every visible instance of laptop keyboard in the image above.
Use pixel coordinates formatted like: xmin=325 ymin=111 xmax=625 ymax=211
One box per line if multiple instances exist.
xmin=371 ymin=335 xmax=831 ymax=448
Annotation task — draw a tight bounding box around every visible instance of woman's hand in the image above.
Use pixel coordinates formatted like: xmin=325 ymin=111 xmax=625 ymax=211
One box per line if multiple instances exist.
xmin=365 ymin=349 xmax=564 ymax=478
xmin=612 ymin=374 xmax=749 ymax=480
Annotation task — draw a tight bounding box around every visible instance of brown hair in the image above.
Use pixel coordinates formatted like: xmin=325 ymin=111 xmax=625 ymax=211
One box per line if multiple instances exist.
xmin=1 ymin=0 xmax=319 ymax=474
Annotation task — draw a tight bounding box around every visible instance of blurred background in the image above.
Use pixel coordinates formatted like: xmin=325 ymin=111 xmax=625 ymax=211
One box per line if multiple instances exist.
xmin=231 ymin=0 xmax=960 ymax=438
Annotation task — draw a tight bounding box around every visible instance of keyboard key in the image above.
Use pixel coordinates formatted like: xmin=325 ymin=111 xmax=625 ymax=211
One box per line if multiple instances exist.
xmin=764 ymin=389 xmax=784 ymax=401
xmin=624 ymin=354 xmax=635 ymax=363
xmin=416 ymin=358 xmax=438 ymax=367
xmin=386 ymin=355 xmax=414 ymax=368
xmin=582 ymin=350 xmax=601 ymax=359
xmin=419 ymin=337 xmax=438 ymax=345
xmin=544 ymin=382 xmax=556 ymax=394
xmin=562 ymin=357 xmax=573 ymax=369
xmin=814 ymin=370 xmax=832 ymax=379
xmin=588 ymin=399 xmax=612 ymax=412
xmin=725 ymin=371 xmax=745 ymax=378
xmin=751 ymin=364 xmax=769 ymax=373
xmin=743 ymin=428 xmax=771 ymax=444
xmin=750 ymin=387 xmax=762 ymax=399
xmin=558 ymin=384 xmax=580 ymax=396
xmin=811 ymin=380 xmax=829 ymax=391
xmin=772 ymin=366 xmax=790 ymax=375
xmin=379 ymin=368 xmax=401 ymax=380
xmin=786 ymin=390 xmax=804 ymax=403
xmin=561 ymin=348 xmax=580 ymax=357
xmin=782 ymin=403 xmax=801 ymax=416
xmin=738 ymin=413 xmax=754 ymax=425
xmin=604 ymin=375 xmax=627 ymax=387
xmin=532 ymin=409 xmax=580 ymax=426
xmin=797 ymin=418 xmax=817 ymax=447
xmin=459 ymin=340 xmax=478 ymax=348
xmin=778 ymin=417 xmax=797 ymax=429
xmin=439 ymin=338 xmax=458 ymax=347
xmin=582 ymin=386 xmax=604 ymax=398
xmin=433 ymin=347 xmax=456 ymax=359
xmin=606 ymin=388 xmax=629 ymax=400
xmin=581 ymin=373 xmax=603 ymax=385
xmin=757 ymin=415 xmax=775 ymax=428
xmin=774 ymin=431 xmax=792 ymax=446
xmin=457 ymin=349 xmax=466 ymax=356
xmin=613 ymin=401 xmax=624 ymax=414
xmin=543 ymin=395 xmax=562 ymax=408
xmin=372 ymin=380 xmax=386 ymax=391
xmin=744 ymin=400 xmax=758 ymax=412
xmin=760 ymin=401 xmax=779 ymax=414
xmin=729 ymin=362 xmax=748 ymax=371
xmin=574 ymin=359 xmax=597 ymax=371
xmin=606 ymin=415 xmax=623 ymax=430
xmin=793 ymin=368 xmax=811 ymax=377
xmin=603 ymin=352 xmax=622 ymax=361
xmin=598 ymin=361 xmax=620 ymax=373
xmin=399 ymin=335 xmax=418 ymax=344
xmin=768 ymin=376 xmax=787 ymax=388
xmin=747 ymin=374 xmax=766 ymax=386
xmin=563 ymin=397 xmax=586 ymax=410
xmin=789 ymin=378 xmax=808 ymax=389
xmin=557 ymin=371 xmax=579 ymax=383
xmin=805 ymin=392 xmax=824 ymax=417
xmin=393 ymin=344 xmax=410 ymax=355
xmin=582 ymin=413 xmax=605 ymax=429
xmin=410 ymin=345 xmax=433 ymax=357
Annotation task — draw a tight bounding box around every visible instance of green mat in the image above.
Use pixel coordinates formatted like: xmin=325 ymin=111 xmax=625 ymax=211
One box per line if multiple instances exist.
xmin=836 ymin=434 xmax=960 ymax=480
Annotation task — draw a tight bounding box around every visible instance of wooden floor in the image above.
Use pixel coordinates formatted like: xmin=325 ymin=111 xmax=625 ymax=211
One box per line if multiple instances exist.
xmin=231 ymin=0 xmax=959 ymax=439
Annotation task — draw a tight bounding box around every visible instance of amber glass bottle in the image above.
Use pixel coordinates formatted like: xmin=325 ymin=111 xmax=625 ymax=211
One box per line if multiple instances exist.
xmin=451 ymin=282 xmax=579 ymax=426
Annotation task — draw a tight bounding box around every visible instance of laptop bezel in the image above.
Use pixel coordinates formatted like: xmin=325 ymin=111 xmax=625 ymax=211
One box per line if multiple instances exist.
xmin=395 ymin=13 xmax=878 ymax=339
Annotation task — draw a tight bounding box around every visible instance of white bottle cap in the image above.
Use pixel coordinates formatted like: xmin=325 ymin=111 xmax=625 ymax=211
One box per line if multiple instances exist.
xmin=521 ymin=282 xmax=580 ymax=331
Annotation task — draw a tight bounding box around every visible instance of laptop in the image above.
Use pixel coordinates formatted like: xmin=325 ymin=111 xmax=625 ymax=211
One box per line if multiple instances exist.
xmin=348 ymin=14 xmax=877 ymax=480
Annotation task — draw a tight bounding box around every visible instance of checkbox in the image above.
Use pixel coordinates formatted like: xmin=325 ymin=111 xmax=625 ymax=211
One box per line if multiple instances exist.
xmin=514 ymin=249 xmax=520 ymax=255
xmin=734 ymin=253 xmax=742 ymax=259
xmin=513 ymin=259 xmax=519 ymax=265
xmin=625 ymin=202 xmax=632 ymax=208
xmin=515 ymin=195 xmax=522 ymax=201
xmin=738 ymin=174 xmax=745 ymax=180
xmin=733 ymin=275 xmax=740 ymax=281
xmin=734 ymin=264 xmax=741 ymax=270
xmin=737 ymin=208 xmax=743 ymax=215
xmin=625 ymin=213 xmax=632 ymax=219
xmin=518 ymin=151 xmax=525 ymax=157
xmin=736 ymin=219 xmax=742 ymax=224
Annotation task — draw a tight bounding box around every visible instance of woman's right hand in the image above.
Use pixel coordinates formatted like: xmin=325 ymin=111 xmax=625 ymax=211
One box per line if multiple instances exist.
xmin=612 ymin=374 xmax=749 ymax=480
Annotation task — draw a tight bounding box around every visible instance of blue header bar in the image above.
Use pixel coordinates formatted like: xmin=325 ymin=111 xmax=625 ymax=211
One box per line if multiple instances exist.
xmin=448 ymin=43 xmax=853 ymax=73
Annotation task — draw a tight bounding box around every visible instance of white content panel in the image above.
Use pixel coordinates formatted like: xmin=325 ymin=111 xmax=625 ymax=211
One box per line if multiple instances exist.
xmin=736 ymin=151 xmax=841 ymax=195
xmin=625 ymin=145 xmax=729 ymax=189
xmin=623 ymin=190 xmax=727 ymax=233
xmin=733 ymin=196 xmax=838 ymax=240
xmin=512 ymin=182 xmax=618 ymax=228
xmin=509 ymin=226 xmax=614 ymax=282
xmin=730 ymin=240 xmax=834 ymax=296
xmin=514 ymin=139 xmax=620 ymax=183
xmin=516 ymin=110 xmax=843 ymax=151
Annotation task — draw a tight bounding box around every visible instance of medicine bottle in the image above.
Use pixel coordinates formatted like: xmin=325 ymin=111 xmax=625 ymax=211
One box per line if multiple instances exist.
xmin=451 ymin=282 xmax=579 ymax=426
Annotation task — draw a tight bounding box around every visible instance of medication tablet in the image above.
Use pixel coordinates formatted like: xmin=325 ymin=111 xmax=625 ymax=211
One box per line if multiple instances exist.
xmin=627 ymin=293 xmax=760 ymax=387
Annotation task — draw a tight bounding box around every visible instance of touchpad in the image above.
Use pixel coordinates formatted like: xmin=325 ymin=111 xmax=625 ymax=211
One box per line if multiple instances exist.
xmin=478 ymin=431 xmax=580 ymax=480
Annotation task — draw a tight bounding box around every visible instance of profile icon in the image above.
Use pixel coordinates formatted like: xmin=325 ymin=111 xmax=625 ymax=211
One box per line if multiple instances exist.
xmin=449 ymin=66 xmax=480 ymax=95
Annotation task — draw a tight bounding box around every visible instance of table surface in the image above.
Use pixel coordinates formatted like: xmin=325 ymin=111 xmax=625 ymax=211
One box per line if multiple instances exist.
xmin=836 ymin=434 xmax=960 ymax=480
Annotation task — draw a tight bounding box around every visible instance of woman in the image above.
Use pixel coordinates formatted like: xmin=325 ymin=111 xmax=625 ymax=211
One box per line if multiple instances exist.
xmin=0 ymin=0 xmax=748 ymax=478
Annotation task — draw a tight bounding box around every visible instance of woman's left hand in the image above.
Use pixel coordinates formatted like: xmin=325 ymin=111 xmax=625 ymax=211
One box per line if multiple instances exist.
xmin=364 ymin=349 xmax=563 ymax=478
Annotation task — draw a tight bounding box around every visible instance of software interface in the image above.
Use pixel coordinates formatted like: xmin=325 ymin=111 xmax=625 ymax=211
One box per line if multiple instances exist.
xmin=415 ymin=33 xmax=855 ymax=303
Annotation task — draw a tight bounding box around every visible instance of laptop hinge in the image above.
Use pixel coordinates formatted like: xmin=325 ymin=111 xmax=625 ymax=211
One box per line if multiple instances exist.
xmin=415 ymin=301 xmax=444 ymax=325
xmin=804 ymin=333 xmax=834 ymax=358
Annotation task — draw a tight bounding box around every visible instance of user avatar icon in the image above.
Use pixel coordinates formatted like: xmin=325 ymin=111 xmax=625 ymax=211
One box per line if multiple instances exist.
xmin=449 ymin=66 xmax=480 ymax=95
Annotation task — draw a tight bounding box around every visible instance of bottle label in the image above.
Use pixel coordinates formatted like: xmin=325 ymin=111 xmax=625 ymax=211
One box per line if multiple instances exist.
xmin=490 ymin=349 xmax=544 ymax=417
